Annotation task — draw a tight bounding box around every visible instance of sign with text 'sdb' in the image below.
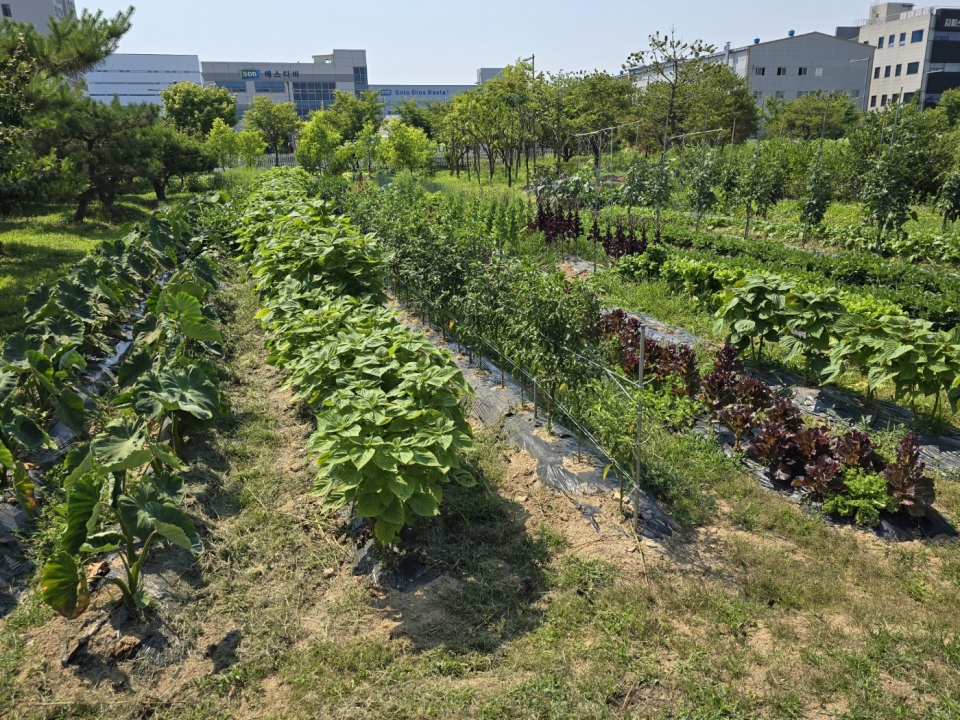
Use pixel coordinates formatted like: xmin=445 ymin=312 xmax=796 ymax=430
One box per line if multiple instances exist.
xmin=240 ymin=68 xmax=260 ymax=79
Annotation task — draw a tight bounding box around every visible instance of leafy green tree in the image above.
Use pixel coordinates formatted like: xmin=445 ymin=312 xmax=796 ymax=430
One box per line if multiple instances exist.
xmin=295 ymin=111 xmax=342 ymax=172
xmin=688 ymin=147 xmax=719 ymax=230
xmin=939 ymin=87 xmax=960 ymax=126
xmin=0 ymin=7 xmax=133 ymax=76
xmin=206 ymin=117 xmax=239 ymax=169
xmin=242 ymin=96 xmax=301 ymax=166
xmin=764 ymin=90 xmax=860 ymax=141
xmin=237 ymin=129 xmax=266 ymax=168
xmin=377 ymin=119 xmax=433 ymax=172
xmin=624 ymin=30 xmax=716 ymax=152
xmin=327 ymin=89 xmax=384 ymax=142
xmin=861 ymin=140 xmax=917 ymax=252
xmin=800 ymin=163 xmax=832 ymax=242
xmin=143 ymin=122 xmax=215 ymax=200
xmin=395 ymin=98 xmax=435 ymax=137
xmin=353 ymin=122 xmax=381 ymax=173
xmin=936 ymin=163 xmax=960 ymax=230
xmin=39 ymin=98 xmax=160 ymax=221
xmin=160 ymin=81 xmax=237 ymax=137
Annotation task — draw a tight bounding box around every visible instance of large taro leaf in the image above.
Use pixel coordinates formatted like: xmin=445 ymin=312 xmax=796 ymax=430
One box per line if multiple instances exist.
xmin=164 ymin=292 xmax=223 ymax=344
xmin=0 ymin=440 xmax=14 ymax=470
xmin=118 ymin=346 xmax=154 ymax=390
xmin=25 ymin=350 xmax=57 ymax=394
xmin=41 ymin=552 xmax=91 ymax=619
xmin=50 ymin=386 xmax=86 ymax=435
xmin=133 ymin=313 xmax=162 ymax=347
xmin=61 ymin=473 xmax=102 ymax=554
xmin=147 ymin=502 xmax=203 ymax=555
xmin=55 ymin=280 xmax=96 ymax=323
xmin=152 ymin=471 xmax=185 ymax=503
xmin=2 ymin=333 xmax=43 ymax=368
xmin=135 ymin=365 xmax=219 ymax=422
xmin=92 ymin=417 xmax=153 ymax=471
xmin=4 ymin=409 xmax=51 ymax=450
xmin=41 ymin=315 xmax=85 ymax=347
xmin=24 ymin=284 xmax=58 ymax=324
xmin=0 ymin=370 xmax=19 ymax=405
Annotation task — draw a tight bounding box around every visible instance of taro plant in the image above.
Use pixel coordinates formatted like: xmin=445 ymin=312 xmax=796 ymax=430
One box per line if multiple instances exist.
xmin=40 ymin=418 xmax=202 ymax=617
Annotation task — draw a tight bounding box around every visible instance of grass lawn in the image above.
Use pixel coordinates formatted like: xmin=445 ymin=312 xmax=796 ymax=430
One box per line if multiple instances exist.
xmin=0 ymin=191 xmax=191 ymax=336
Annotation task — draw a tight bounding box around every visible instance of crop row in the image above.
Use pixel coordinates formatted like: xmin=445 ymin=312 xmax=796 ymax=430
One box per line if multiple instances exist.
xmin=228 ymin=169 xmax=475 ymax=546
xmin=324 ymin=175 xmax=936 ymax=530
xmin=0 ymin=199 xmax=230 ymax=618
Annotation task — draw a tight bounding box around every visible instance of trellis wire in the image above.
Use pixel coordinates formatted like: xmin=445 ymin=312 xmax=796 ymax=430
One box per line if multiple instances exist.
xmin=390 ymin=274 xmax=648 ymax=526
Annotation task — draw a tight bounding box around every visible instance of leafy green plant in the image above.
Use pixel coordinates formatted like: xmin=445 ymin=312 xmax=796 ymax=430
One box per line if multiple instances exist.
xmin=41 ymin=419 xmax=202 ymax=617
xmin=714 ymin=274 xmax=794 ymax=362
xmin=823 ymin=469 xmax=897 ymax=527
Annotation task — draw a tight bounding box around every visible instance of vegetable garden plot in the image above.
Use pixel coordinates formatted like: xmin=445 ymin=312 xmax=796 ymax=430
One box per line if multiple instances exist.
xmin=396 ymin=306 xmax=676 ymax=541
xmin=597 ymin=306 xmax=958 ymax=541
xmin=0 ymin=196 xmax=229 ymax=627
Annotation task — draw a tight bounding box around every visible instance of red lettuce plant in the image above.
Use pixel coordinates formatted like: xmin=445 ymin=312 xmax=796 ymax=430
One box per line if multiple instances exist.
xmin=882 ymin=433 xmax=936 ymax=518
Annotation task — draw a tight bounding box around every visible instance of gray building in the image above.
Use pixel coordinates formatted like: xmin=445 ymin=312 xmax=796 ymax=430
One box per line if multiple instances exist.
xmin=201 ymin=50 xmax=368 ymax=120
xmin=85 ymin=54 xmax=202 ymax=106
xmin=734 ymin=33 xmax=875 ymax=111
xmin=0 ymin=0 xmax=74 ymax=30
xmin=628 ymin=32 xmax=875 ymax=112
xmin=854 ymin=2 xmax=960 ymax=109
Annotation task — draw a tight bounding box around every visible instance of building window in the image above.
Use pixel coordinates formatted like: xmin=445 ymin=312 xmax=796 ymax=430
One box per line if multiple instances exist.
xmin=292 ymin=81 xmax=337 ymax=117
xmin=815 ymin=67 xmax=824 ymax=77
xmin=904 ymin=91 xmax=915 ymax=103
xmin=215 ymin=81 xmax=247 ymax=94
xmin=753 ymin=91 xmax=763 ymax=100
xmin=906 ymin=61 xmax=920 ymax=75
xmin=879 ymin=36 xmax=885 ymax=48
xmin=775 ymin=90 xmax=785 ymax=98
xmin=0 ymin=4 xmax=11 ymax=17
xmin=899 ymin=32 xmax=906 ymax=45
xmin=871 ymin=95 xmax=877 ymax=107
xmin=798 ymin=66 xmax=808 ymax=76
xmin=912 ymin=29 xmax=924 ymax=43
xmin=895 ymin=64 xmax=902 ymax=76
xmin=884 ymin=65 xmax=892 ymax=77
xmin=851 ymin=89 xmax=861 ymax=97
xmin=934 ymin=31 xmax=960 ymax=42
xmin=777 ymin=67 xmax=787 ymax=75
xmin=754 ymin=66 xmax=766 ymax=76
xmin=889 ymin=34 xmax=895 ymax=46
xmin=881 ymin=94 xmax=888 ymax=106
xmin=255 ymin=81 xmax=285 ymax=93
xmin=874 ymin=66 xmax=881 ymax=79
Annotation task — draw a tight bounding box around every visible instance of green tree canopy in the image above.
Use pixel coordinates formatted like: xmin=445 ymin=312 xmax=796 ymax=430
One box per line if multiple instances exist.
xmin=143 ymin=121 xmax=215 ymax=200
xmin=160 ymin=81 xmax=237 ymax=137
xmin=377 ymin=119 xmax=433 ymax=172
xmin=242 ymin=96 xmax=301 ymax=166
xmin=295 ymin=111 xmax=342 ymax=172
xmin=327 ymin=90 xmax=384 ymax=142
xmin=206 ymin=117 xmax=239 ymax=169
xmin=0 ymin=6 xmax=133 ymax=76
xmin=395 ymin=98 xmax=436 ymax=138
xmin=764 ymin=90 xmax=861 ymax=141
xmin=939 ymin=87 xmax=960 ymax=127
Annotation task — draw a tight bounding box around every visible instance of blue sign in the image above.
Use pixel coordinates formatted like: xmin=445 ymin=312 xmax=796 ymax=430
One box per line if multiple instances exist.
xmin=380 ymin=89 xmax=393 ymax=96
xmin=240 ymin=68 xmax=260 ymax=79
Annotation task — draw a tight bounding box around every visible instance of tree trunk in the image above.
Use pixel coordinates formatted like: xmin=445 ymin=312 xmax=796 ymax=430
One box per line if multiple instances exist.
xmin=152 ymin=178 xmax=167 ymax=201
xmin=74 ymin=188 xmax=98 ymax=223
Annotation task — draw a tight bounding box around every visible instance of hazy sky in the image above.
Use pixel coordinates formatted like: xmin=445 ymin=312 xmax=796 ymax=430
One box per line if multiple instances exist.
xmin=80 ymin=0 xmax=871 ymax=84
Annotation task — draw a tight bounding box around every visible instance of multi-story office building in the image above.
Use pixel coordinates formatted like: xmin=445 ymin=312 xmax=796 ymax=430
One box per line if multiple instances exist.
xmin=627 ymin=32 xmax=875 ymax=112
xmin=856 ymin=2 xmax=960 ymax=109
xmin=0 ymin=0 xmax=74 ymax=30
xmin=85 ymin=54 xmax=203 ymax=105
xmin=201 ymin=50 xmax=368 ymax=120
